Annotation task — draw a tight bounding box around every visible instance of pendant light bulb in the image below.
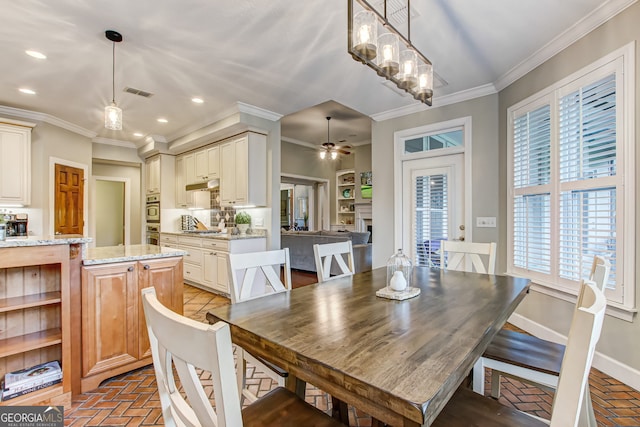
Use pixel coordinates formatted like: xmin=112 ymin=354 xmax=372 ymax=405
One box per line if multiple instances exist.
xmin=331 ymin=151 xmax=338 ymax=160
xmin=320 ymin=150 xmax=326 ymax=160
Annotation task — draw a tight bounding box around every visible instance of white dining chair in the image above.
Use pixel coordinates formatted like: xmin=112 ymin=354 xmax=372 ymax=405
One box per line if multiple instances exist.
xmin=227 ymin=248 xmax=291 ymax=403
xmin=439 ymin=240 xmax=497 ymax=274
xmin=434 ymin=278 xmax=607 ymax=427
xmin=313 ymin=240 xmax=355 ymax=283
xmin=473 ymin=255 xmax=610 ymax=427
xmin=141 ymin=287 xmax=341 ymax=427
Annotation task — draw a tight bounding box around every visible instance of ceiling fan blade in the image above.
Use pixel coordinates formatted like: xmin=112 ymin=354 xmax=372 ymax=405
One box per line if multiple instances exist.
xmin=336 ymin=148 xmax=351 ymax=155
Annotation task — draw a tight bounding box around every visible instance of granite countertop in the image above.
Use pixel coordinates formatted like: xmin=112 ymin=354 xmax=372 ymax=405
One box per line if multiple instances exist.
xmin=83 ymin=244 xmax=188 ymax=265
xmin=161 ymin=229 xmax=267 ymax=240
xmin=0 ymin=234 xmax=92 ymax=248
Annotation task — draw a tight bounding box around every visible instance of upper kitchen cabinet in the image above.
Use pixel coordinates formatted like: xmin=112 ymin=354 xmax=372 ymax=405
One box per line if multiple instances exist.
xmin=194 ymin=145 xmax=219 ymax=182
xmin=144 ymin=154 xmax=175 ymax=206
xmin=220 ymin=132 xmax=266 ymax=207
xmin=0 ymin=119 xmax=35 ymax=206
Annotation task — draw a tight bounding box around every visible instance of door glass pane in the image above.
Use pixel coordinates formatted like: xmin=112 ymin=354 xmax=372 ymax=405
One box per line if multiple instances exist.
xmin=405 ymin=129 xmax=463 ymax=154
xmin=415 ymin=173 xmax=448 ymax=267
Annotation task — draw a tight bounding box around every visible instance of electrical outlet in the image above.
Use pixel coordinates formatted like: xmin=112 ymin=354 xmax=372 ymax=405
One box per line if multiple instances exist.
xmin=476 ymin=217 xmax=496 ymax=228
xmin=254 ymin=217 xmax=264 ymax=226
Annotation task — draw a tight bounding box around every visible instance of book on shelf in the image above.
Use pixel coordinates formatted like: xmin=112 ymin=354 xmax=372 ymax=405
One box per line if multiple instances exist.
xmin=1 ymin=378 xmax=62 ymax=401
xmin=3 ymin=370 xmax=62 ymax=394
xmin=3 ymin=360 xmax=62 ymax=390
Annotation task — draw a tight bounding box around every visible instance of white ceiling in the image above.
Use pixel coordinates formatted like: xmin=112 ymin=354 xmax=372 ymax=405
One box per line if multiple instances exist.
xmin=0 ymin=0 xmax=632 ymax=148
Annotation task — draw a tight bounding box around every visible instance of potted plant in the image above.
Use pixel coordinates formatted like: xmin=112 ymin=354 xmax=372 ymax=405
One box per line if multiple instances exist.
xmin=235 ymin=211 xmax=251 ymax=235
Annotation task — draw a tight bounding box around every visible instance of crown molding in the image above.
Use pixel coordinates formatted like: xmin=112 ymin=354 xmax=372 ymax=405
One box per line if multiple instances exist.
xmin=0 ymin=105 xmax=96 ymax=138
xmin=281 ymin=136 xmax=317 ymax=149
xmin=370 ymin=83 xmax=497 ymax=122
xmin=237 ymin=101 xmax=283 ymax=121
xmin=92 ymin=137 xmax=137 ymax=149
xmin=166 ymin=102 xmax=282 ymax=143
xmin=494 ymin=0 xmax=638 ymax=91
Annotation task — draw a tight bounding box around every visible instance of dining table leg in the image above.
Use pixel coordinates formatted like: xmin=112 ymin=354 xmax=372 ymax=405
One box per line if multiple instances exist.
xmin=331 ymin=396 xmax=350 ymax=425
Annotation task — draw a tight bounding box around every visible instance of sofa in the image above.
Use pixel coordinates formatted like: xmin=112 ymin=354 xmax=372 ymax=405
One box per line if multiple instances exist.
xmin=281 ymin=230 xmax=372 ymax=274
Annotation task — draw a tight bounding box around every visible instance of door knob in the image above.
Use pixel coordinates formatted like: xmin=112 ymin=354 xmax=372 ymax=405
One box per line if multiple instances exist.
xmin=128 ymin=266 xmax=134 ymax=272
xmin=143 ymin=264 xmax=150 ymax=270
xmin=459 ymin=225 xmax=465 ymax=231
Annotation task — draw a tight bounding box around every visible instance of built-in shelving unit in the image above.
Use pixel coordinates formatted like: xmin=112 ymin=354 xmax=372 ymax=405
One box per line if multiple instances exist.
xmin=0 ymin=244 xmax=72 ymax=407
xmin=335 ymin=170 xmax=356 ymax=231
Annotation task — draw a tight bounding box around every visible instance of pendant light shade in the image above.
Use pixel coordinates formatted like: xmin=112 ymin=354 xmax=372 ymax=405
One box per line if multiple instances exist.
xmin=105 ymin=30 xmax=123 ymax=130
xmin=105 ymin=103 xmax=122 ymax=130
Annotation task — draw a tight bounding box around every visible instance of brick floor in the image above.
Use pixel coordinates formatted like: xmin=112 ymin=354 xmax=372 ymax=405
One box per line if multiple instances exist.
xmin=64 ymin=278 xmax=640 ymax=426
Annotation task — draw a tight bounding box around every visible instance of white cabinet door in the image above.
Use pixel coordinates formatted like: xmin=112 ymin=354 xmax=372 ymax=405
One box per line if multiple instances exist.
xmin=207 ymin=146 xmax=220 ymax=179
xmin=216 ymin=253 xmax=229 ymax=293
xmin=184 ymin=153 xmax=196 ymax=186
xmin=0 ymin=123 xmax=32 ymax=205
xmin=234 ymin=137 xmax=248 ymax=204
xmin=220 ymin=140 xmax=237 ymax=205
xmin=146 ymin=156 xmax=160 ymax=194
xmin=175 ymin=156 xmax=188 ymax=208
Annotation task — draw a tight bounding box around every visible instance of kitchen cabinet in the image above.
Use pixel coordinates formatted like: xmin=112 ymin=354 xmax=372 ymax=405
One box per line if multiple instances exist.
xmin=195 ymin=145 xmax=219 ymax=182
xmin=220 ymin=132 xmax=266 ymax=207
xmin=145 ymin=155 xmax=160 ymax=194
xmin=0 ymin=119 xmax=34 ymax=206
xmin=145 ymin=154 xmax=176 ymax=207
xmin=161 ymin=233 xmax=266 ymax=295
xmin=175 ymin=154 xmax=210 ymax=209
xmin=80 ymin=256 xmax=182 ymax=393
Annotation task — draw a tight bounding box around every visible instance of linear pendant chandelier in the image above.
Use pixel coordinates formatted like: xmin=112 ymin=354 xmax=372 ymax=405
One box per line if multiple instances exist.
xmin=348 ymin=0 xmax=433 ymax=106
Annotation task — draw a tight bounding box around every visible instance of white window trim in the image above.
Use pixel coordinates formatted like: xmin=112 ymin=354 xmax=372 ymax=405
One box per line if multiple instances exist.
xmin=393 ymin=116 xmax=473 ymax=251
xmin=507 ymin=41 xmax=636 ymax=320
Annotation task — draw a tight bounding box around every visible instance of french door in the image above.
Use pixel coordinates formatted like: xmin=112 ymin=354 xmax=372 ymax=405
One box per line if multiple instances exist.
xmin=402 ymin=154 xmax=465 ymax=266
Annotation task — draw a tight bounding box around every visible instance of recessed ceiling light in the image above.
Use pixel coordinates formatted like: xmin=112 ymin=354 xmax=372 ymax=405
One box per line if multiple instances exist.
xmin=157 ymin=118 xmax=168 ymax=123
xmin=25 ymin=50 xmax=46 ymax=59
xmin=19 ymin=88 xmax=36 ymax=95
xmin=133 ymin=132 xmax=144 ymax=137
xmin=191 ymin=97 xmax=204 ymax=104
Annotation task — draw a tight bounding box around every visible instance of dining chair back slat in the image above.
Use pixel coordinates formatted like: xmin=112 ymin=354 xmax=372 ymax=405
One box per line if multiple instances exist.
xmin=227 ymin=248 xmax=292 ymax=403
xmin=589 ymin=255 xmax=611 ymax=291
xmin=440 ymin=241 xmax=497 ymax=274
xmin=229 ymin=248 xmax=291 ymax=304
xmin=141 ymin=287 xmax=242 ymax=427
xmin=313 ymin=241 xmax=355 ymax=283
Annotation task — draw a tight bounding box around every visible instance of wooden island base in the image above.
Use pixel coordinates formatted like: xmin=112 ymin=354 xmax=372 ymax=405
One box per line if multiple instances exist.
xmin=77 ymin=246 xmax=184 ymax=394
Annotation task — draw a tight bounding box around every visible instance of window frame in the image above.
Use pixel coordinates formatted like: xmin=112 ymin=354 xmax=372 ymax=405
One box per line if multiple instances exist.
xmin=506 ymin=42 xmax=635 ymax=320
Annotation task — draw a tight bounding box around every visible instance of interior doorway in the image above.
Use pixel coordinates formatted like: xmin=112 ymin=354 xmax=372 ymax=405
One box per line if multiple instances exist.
xmin=281 ymin=174 xmax=330 ymax=231
xmin=94 ymin=178 xmax=129 ymax=246
xmin=54 ymin=163 xmax=84 ymax=235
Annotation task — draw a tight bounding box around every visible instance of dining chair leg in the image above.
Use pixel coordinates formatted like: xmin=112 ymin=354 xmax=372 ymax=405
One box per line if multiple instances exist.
xmin=331 ymin=396 xmax=350 ymax=425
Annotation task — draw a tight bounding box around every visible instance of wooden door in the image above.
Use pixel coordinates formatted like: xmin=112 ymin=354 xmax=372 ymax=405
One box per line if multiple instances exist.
xmin=81 ymin=262 xmax=138 ymax=377
xmin=138 ymin=257 xmax=183 ymax=359
xmin=55 ymin=164 xmax=84 ymax=235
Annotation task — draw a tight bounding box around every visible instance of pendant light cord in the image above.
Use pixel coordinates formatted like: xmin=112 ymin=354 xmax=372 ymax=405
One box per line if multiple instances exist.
xmin=112 ymin=42 xmax=116 ymax=104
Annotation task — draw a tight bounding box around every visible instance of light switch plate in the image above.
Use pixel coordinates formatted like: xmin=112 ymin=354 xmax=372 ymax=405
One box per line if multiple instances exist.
xmin=476 ymin=217 xmax=496 ymax=228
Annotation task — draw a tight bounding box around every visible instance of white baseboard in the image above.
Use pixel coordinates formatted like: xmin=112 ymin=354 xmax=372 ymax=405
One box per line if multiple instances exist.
xmin=508 ymin=313 xmax=640 ymax=392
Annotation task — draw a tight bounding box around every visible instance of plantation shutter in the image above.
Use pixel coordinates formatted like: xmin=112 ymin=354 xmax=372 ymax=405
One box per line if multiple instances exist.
xmin=512 ymin=105 xmax=551 ymax=273
xmin=558 ymin=74 xmax=617 ymax=288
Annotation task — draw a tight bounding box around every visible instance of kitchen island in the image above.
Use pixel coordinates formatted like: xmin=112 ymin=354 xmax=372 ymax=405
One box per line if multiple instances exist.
xmin=0 ymin=235 xmax=91 ymax=408
xmin=78 ymin=244 xmax=186 ymax=393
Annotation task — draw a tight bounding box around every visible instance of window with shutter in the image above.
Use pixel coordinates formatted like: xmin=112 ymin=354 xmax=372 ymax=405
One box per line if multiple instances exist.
xmin=507 ymin=44 xmax=635 ymax=317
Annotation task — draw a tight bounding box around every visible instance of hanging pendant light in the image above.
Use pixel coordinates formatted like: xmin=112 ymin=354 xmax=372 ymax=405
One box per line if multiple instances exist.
xmin=104 ymin=30 xmax=123 ymax=130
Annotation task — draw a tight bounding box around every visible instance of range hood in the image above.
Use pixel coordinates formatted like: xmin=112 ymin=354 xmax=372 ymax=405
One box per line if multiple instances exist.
xmin=186 ymin=179 xmax=219 ymax=192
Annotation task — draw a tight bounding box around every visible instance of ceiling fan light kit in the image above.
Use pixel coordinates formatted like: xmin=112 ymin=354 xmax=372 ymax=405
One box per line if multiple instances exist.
xmin=320 ymin=117 xmax=350 ymax=160
xmin=348 ymin=0 xmax=433 ymax=105
xmin=104 ymin=30 xmax=123 ymax=130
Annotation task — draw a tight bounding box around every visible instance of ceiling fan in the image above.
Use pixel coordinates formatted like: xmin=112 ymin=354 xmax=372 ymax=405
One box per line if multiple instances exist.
xmin=320 ymin=117 xmax=351 ymax=159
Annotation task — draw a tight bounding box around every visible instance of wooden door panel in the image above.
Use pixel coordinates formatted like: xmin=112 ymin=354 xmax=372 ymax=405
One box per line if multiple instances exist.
xmin=138 ymin=257 xmax=183 ymax=358
xmin=55 ymin=164 xmax=84 ymax=235
xmin=81 ymin=263 xmax=138 ymax=377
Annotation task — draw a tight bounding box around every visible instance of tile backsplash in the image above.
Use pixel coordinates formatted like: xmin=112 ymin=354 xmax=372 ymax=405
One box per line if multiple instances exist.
xmin=208 ymin=189 xmax=237 ymax=227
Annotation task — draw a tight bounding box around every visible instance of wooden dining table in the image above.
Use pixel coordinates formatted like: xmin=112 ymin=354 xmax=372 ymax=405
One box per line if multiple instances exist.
xmin=207 ymin=267 xmax=530 ymax=426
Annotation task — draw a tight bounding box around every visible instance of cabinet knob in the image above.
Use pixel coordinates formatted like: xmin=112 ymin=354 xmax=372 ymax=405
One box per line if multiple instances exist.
xmin=143 ymin=264 xmax=150 ymax=270
xmin=128 ymin=266 xmax=134 ymax=272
